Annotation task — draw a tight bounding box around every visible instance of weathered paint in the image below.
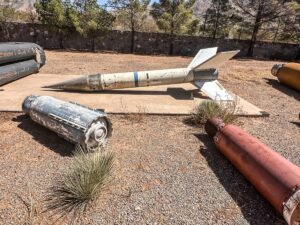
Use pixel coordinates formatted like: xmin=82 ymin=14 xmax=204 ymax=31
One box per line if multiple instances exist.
xmin=0 ymin=42 xmax=46 ymax=86
xmin=0 ymin=42 xmax=46 ymax=67
xmin=272 ymin=63 xmax=300 ymax=91
xmin=44 ymin=68 xmax=218 ymax=91
xmin=205 ymin=118 xmax=300 ymax=225
xmin=43 ymin=48 xmax=239 ymax=102
xmin=0 ymin=60 xmax=39 ymax=86
xmin=22 ymin=95 xmax=112 ymax=149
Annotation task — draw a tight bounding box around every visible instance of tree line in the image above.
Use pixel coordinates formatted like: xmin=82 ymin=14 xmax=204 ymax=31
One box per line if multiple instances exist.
xmin=0 ymin=0 xmax=299 ymax=56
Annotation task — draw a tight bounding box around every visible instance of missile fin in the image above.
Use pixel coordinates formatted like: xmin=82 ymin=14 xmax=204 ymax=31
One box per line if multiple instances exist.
xmin=193 ymin=50 xmax=240 ymax=71
xmin=194 ymin=80 xmax=233 ymax=101
xmin=188 ymin=47 xmax=218 ymax=71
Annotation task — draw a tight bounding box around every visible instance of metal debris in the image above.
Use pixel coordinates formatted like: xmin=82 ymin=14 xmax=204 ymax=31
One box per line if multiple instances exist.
xmin=272 ymin=63 xmax=300 ymax=91
xmin=0 ymin=42 xmax=46 ymax=86
xmin=205 ymin=118 xmax=300 ymax=225
xmin=22 ymin=95 xmax=112 ymax=149
xmin=44 ymin=48 xmax=239 ymax=101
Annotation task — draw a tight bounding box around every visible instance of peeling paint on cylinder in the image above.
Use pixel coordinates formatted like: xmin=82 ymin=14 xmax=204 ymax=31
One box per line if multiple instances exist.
xmin=205 ymin=118 xmax=300 ymax=225
xmin=22 ymin=95 xmax=112 ymax=149
xmin=0 ymin=60 xmax=39 ymax=86
xmin=44 ymin=68 xmax=218 ymax=91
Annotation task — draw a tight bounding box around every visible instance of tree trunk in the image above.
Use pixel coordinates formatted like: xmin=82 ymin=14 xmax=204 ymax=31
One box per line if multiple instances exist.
xmin=213 ymin=0 xmax=220 ymax=39
xmin=202 ymin=13 xmax=208 ymax=35
xmin=59 ymin=36 xmax=64 ymax=49
xmin=131 ymin=27 xmax=135 ymax=53
xmin=296 ymin=45 xmax=300 ymax=60
xmin=91 ymin=38 xmax=95 ymax=52
xmin=247 ymin=6 xmax=262 ymax=57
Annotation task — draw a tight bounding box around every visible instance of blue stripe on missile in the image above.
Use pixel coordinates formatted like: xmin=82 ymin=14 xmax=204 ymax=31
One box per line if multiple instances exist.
xmin=134 ymin=71 xmax=139 ymax=87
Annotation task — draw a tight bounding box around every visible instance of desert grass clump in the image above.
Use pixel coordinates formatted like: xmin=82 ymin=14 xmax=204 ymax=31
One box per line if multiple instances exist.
xmin=191 ymin=100 xmax=236 ymax=125
xmin=45 ymin=145 xmax=114 ymax=219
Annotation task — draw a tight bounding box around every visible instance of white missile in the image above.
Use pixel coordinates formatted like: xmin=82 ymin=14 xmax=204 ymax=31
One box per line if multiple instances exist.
xmin=44 ymin=47 xmax=239 ymax=101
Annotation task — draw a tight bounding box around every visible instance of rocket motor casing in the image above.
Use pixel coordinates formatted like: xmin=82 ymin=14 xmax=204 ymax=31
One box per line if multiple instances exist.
xmin=0 ymin=42 xmax=46 ymax=66
xmin=205 ymin=118 xmax=300 ymax=225
xmin=45 ymin=68 xmax=218 ymax=91
xmin=0 ymin=59 xmax=39 ymax=86
xmin=22 ymin=95 xmax=112 ymax=149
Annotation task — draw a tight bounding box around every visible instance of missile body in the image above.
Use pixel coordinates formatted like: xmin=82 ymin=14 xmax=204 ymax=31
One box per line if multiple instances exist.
xmin=0 ymin=42 xmax=46 ymax=86
xmin=0 ymin=42 xmax=46 ymax=66
xmin=44 ymin=68 xmax=218 ymax=91
xmin=0 ymin=59 xmax=39 ymax=86
xmin=205 ymin=118 xmax=300 ymax=225
xmin=271 ymin=63 xmax=300 ymax=91
xmin=22 ymin=95 xmax=112 ymax=149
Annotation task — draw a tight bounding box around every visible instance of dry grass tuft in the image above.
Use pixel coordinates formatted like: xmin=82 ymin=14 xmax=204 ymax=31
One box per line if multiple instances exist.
xmin=191 ymin=100 xmax=237 ymax=125
xmin=44 ymin=145 xmax=114 ymax=220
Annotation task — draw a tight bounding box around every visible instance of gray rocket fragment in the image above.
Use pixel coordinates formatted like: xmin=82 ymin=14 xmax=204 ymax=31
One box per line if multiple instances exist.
xmin=0 ymin=42 xmax=46 ymax=86
xmin=23 ymin=95 xmax=112 ymax=149
xmin=45 ymin=47 xmax=239 ymax=101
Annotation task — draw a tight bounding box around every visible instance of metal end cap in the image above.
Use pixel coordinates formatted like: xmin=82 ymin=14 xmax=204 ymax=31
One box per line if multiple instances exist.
xmin=271 ymin=64 xmax=283 ymax=76
xmin=284 ymin=189 xmax=300 ymax=225
xmin=22 ymin=95 xmax=39 ymax=114
xmin=205 ymin=118 xmax=225 ymax=137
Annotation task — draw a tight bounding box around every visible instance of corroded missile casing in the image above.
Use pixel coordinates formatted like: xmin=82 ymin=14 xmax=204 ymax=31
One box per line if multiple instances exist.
xmin=0 ymin=42 xmax=46 ymax=86
xmin=22 ymin=95 xmax=112 ymax=149
xmin=0 ymin=42 xmax=46 ymax=66
xmin=44 ymin=68 xmax=219 ymax=91
xmin=271 ymin=63 xmax=300 ymax=91
xmin=0 ymin=60 xmax=39 ymax=86
xmin=205 ymin=118 xmax=300 ymax=225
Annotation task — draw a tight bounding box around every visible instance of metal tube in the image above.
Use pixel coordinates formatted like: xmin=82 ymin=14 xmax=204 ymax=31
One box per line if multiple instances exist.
xmin=205 ymin=118 xmax=300 ymax=225
xmin=22 ymin=95 xmax=112 ymax=149
xmin=0 ymin=59 xmax=39 ymax=86
xmin=271 ymin=63 xmax=300 ymax=91
xmin=44 ymin=69 xmax=218 ymax=91
xmin=0 ymin=42 xmax=46 ymax=67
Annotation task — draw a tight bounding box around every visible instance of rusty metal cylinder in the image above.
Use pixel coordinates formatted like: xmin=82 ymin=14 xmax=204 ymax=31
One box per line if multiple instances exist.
xmin=22 ymin=95 xmax=112 ymax=149
xmin=271 ymin=63 xmax=300 ymax=91
xmin=205 ymin=118 xmax=300 ymax=225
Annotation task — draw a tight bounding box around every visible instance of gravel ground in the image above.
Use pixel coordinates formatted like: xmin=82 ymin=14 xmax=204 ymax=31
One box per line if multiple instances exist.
xmin=0 ymin=51 xmax=299 ymax=224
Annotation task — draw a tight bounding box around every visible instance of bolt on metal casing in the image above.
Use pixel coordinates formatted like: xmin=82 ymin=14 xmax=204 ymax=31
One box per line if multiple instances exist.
xmin=205 ymin=118 xmax=300 ymax=225
xmin=22 ymin=95 xmax=112 ymax=149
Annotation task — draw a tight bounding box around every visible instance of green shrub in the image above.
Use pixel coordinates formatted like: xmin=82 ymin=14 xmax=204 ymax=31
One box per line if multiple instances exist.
xmin=191 ymin=100 xmax=236 ymax=125
xmin=45 ymin=145 xmax=114 ymax=219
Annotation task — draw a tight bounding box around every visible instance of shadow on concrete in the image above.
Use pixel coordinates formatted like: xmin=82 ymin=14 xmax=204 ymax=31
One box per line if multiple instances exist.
xmin=291 ymin=121 xmax=300 ymax=128
xmin=194 ymin=133 xmax=285 ymax=225
xmin=44 ymin=87 xmax=209 ymax=101
xmin=264 ymin=78 xmax=300 ymax=101
xmin=13 ymin=114 xmax=74 ymax=156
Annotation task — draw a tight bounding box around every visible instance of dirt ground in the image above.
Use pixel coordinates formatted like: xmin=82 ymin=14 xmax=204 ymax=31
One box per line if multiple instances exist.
xmin=0 ymin=50 xmax=299 ymax=225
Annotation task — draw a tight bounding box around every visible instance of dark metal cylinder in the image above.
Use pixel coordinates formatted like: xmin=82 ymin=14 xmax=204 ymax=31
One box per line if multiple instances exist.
xmin=0 ymin=42 xmax=46 ymax=67
xmin=22 ymin=95 xmax=112 ymax=149
xmin=205 ymin=118 xmax=300 ymax=225
xmin=0 ymin=59 xmax=39 ymax=86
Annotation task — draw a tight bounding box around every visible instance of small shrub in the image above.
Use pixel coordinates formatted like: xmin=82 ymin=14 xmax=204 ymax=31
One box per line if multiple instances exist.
xmin=45 ymin=145 xmax=114 ymax=219
xmin=191 ymin=100 xmax=236 ymax=125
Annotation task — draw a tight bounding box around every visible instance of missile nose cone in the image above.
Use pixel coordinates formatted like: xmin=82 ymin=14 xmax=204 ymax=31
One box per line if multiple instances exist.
xmin=43 ymin=76 xmax=89 ymax=91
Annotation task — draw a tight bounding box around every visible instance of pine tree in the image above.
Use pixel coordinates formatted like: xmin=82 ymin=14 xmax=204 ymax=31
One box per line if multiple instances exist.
xmin=202 ymin=0 xmax=233 ymax=39
xmin=35 ymin=0 xmax=79 ymax=48
xmin=151 ymin=0 xmax=199 ymax=55
xmin=109 ymin=0 xmax=150 ymax=53
xmin=232 ymin=0 xmax=294 ymax=57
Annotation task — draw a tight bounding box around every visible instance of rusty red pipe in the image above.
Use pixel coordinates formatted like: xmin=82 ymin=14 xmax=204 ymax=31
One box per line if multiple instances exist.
xmin=205 ymin=118 xmax=300 ymax=225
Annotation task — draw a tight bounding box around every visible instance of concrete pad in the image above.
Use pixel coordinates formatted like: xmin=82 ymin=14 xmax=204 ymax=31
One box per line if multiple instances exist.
xmin=0 ymin=73 xmax=267 ymax=116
